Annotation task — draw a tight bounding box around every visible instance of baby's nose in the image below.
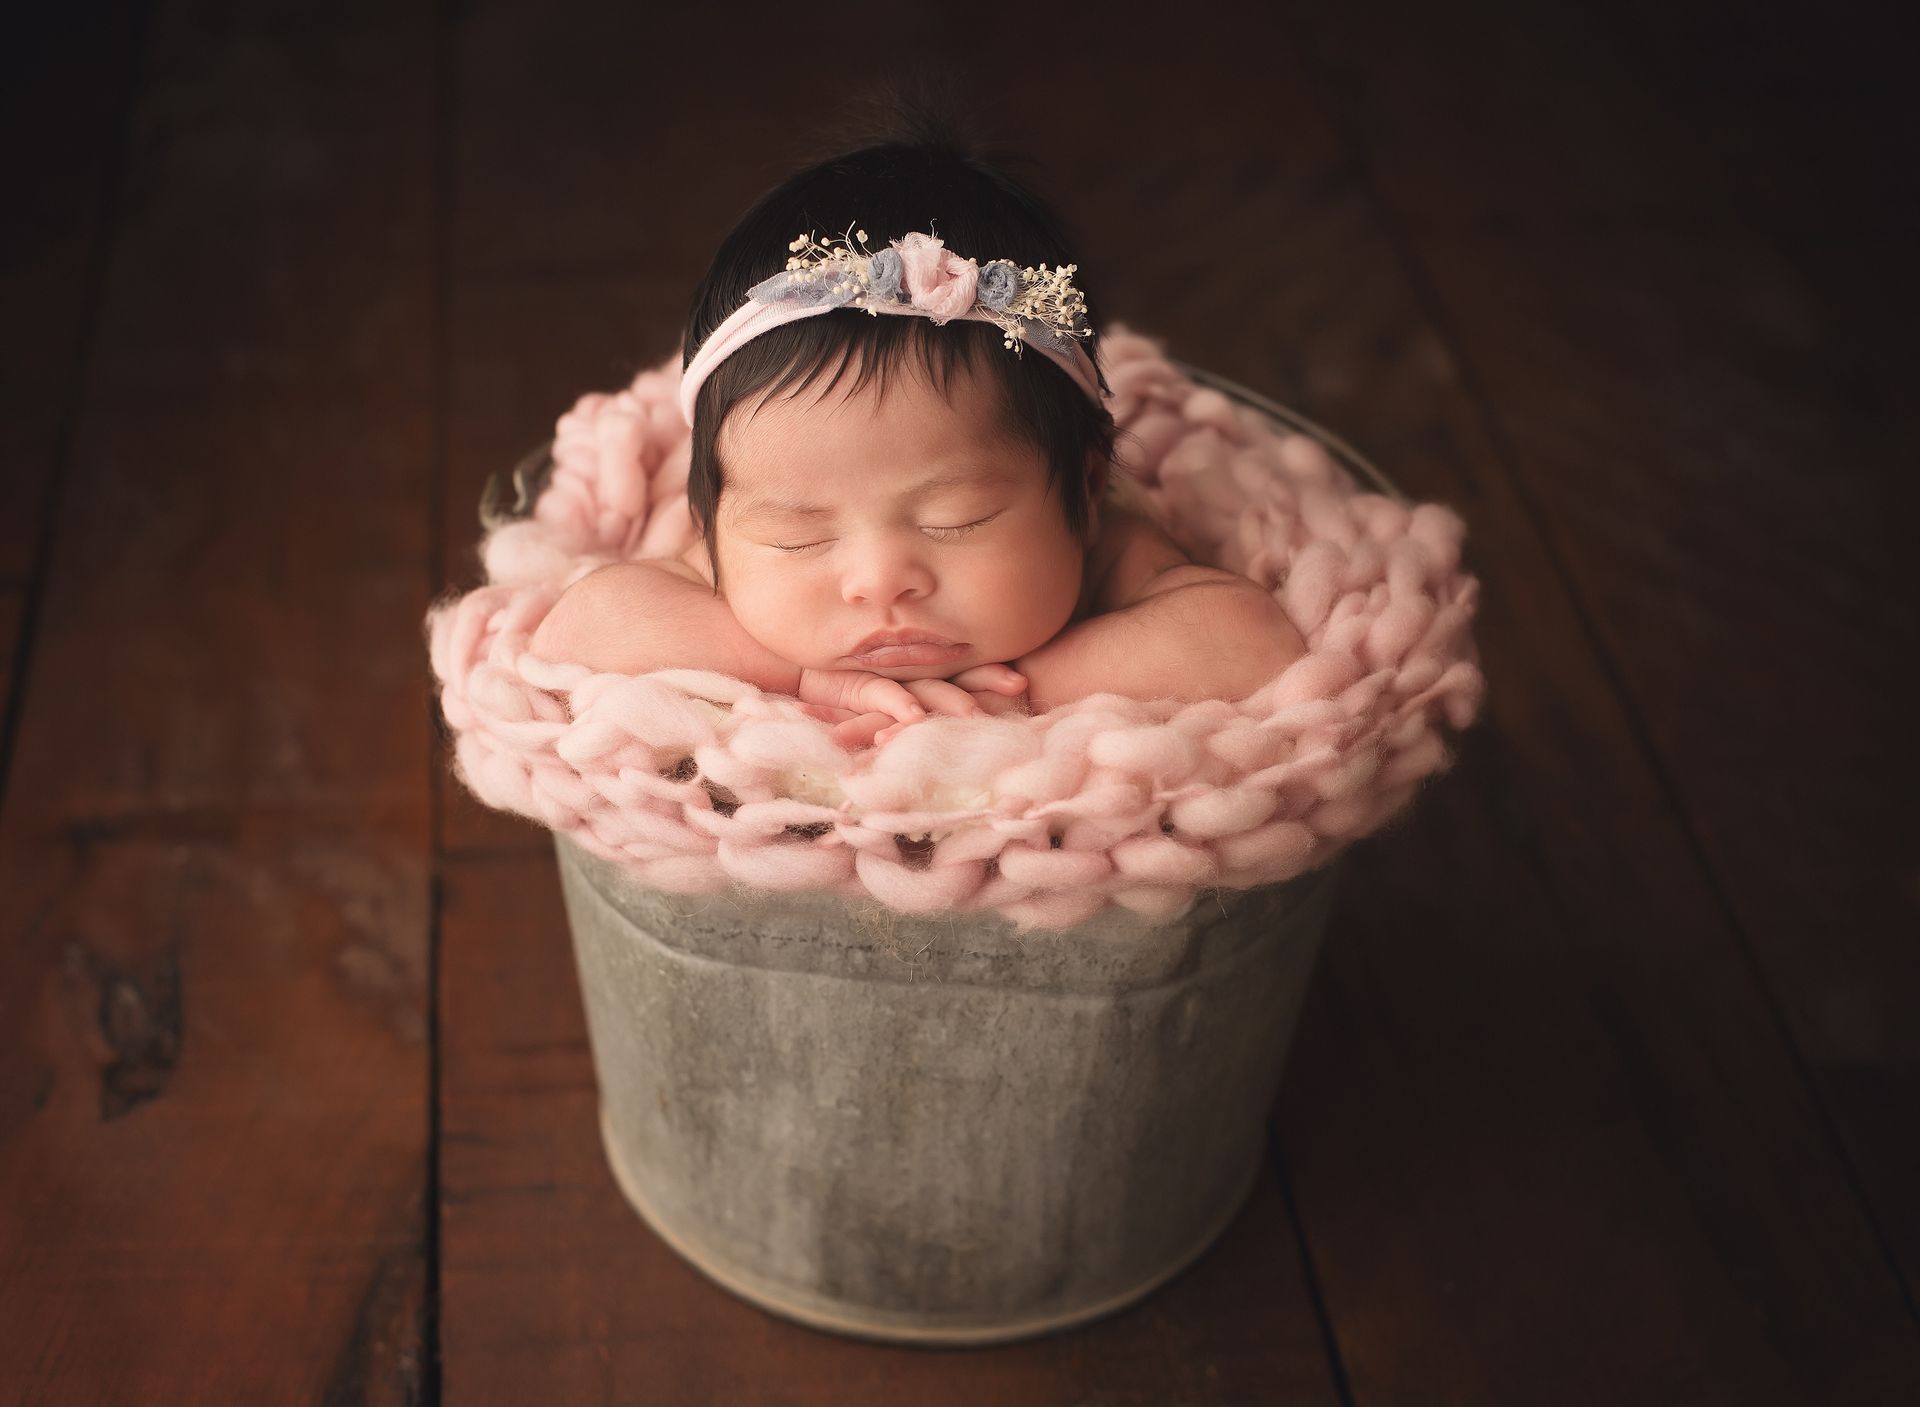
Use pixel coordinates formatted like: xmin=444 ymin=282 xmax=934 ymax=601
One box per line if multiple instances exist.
xmin=840 ymin=546 xmax=934 ymax=605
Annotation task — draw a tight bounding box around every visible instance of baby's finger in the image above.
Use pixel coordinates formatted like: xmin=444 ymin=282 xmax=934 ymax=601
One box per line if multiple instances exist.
xmin=796 ymin=702 xmax=859 ymax=725
xmin=948 ymin=664 xmax=1027 ymax=695
xmin=832 ymin=674 xmax=927 ymax=723
xmin=970 ymin=689 xmax=1029 ymax=718
xmin=856 ymin=677 xmax=930 ymax=723
xmin=901 ymin=677 xmax=982 ymax=717
xmin=830 ymin=712 xmax=895 ymax=750
xmin=798 ymin=667 xmax=928 ymax=724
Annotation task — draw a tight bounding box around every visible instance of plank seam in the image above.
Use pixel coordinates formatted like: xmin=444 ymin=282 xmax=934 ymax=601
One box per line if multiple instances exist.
xmin=1270 ymin=1120 xmax=1360 ymax=1407
xmin=0 ymin=2 xmax=152 ymax=818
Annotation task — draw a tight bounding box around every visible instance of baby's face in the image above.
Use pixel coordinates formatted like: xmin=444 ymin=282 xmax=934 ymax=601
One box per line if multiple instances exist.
xmin=710 ymin=354 xmax=1091 ymax=680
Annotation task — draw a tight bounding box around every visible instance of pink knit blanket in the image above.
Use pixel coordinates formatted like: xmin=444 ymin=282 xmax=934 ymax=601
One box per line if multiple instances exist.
xmin=427 ymin=325 xmax=1485 ymax=930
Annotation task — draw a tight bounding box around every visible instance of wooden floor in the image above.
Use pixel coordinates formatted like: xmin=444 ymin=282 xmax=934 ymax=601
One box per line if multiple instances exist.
xmin=2 ymin=1 xmax=1914 ymax=1401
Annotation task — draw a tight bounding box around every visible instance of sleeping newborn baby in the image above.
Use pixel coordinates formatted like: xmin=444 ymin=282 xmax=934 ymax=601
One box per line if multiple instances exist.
xmin=530 ymin=347 xmax=1306 ymax=750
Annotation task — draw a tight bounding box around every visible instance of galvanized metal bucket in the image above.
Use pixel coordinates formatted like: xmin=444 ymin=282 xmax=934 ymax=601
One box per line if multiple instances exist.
xmin=497 ymin=367 xmax=1403 ymax=1344
xmin=556 ymin=835 xmax=1344 ymax=1345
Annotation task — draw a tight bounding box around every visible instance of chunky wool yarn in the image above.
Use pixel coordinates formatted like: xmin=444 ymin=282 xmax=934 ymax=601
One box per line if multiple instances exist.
xmin=427 ymin=325 xmax=1485 ymax=930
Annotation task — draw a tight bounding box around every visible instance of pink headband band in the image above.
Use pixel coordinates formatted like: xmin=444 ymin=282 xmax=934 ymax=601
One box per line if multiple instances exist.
xmin=677 ymin=229 xmax=1105 ymax=427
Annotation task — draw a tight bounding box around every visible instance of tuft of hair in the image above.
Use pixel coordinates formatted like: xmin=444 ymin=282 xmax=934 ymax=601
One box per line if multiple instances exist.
xmin=680 ymin=79 xmax=1120 ymax=589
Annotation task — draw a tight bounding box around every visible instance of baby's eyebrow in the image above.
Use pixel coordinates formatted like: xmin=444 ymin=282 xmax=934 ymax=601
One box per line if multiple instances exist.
xmin=732 ymin=467 xmax=1012 ymax=523
xmin=732 ymin=499 xmax=833 ymax=523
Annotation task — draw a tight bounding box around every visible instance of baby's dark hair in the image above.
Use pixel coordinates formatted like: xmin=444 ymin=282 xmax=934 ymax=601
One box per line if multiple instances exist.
xmin=680 ymin=91 xmax=1120 ymax=589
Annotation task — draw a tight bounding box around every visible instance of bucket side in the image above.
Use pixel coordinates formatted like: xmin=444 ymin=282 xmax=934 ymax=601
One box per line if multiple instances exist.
xmin=556 ymin=836 xmax=1341 ymax=1343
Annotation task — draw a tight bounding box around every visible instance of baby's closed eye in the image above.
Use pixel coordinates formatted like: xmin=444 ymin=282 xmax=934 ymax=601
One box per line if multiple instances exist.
xmin=768 ymin=512 xmax=1001 ymax=553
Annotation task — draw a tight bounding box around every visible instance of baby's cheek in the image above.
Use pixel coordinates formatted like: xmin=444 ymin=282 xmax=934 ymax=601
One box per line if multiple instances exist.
xmin=737 ymin=584 xmax=852 ymax=669
xmin=990 ymin=546 xmax=1083 ymax=653
xmin=721 ymin=585 xmax=796 ymax=652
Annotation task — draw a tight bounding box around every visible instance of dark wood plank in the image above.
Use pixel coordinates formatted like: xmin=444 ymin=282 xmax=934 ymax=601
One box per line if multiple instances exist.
xmin=1593 ymin=0 xmax=1918 ymax=380
xmin=1592 ymin=0 xmax=1920 ymax=1297
xmin=0 ymin=6 xmax=142 ymax=580
xmin=1284 ymin=0 xmax=1920 ymax=1311
xmin=440 ymin=850 xmax=1342 ymax=1405
xmin=0 ymin=590 xmax=23 ymax=734
xmin=0 ymin=2 xmax=437 ymax=1400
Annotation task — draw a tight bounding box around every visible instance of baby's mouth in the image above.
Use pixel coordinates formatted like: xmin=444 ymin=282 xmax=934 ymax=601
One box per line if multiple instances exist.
xmin=846 ymin=630 xmax=968 ymax=668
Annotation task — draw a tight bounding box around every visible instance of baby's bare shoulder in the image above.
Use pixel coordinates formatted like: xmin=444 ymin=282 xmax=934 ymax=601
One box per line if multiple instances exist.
xmin=582 ymin=541 xmax=711 ymax=596
xmin=533 ymin=555 xmax=709 ymax=661
xmin=1084 ymin=503 xmax=1195 ymax=615
xmin=661 ymin=537 xmax=713 ymax=587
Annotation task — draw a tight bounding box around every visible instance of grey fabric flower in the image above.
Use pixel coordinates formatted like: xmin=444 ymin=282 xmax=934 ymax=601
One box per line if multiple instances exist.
xmin=748 ymin=268 xmax=862 ymax=308
xmin=866 ymin=247 xmax=905 ymax=303
xmin=976 ymin=259 xmax=1021 ymax=311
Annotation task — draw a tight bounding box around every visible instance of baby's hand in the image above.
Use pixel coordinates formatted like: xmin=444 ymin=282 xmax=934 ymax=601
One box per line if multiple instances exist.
xmin=799 ymin=664 xmax=1028 ymax=750
xmin=947 ymin=663 xmax=1031 ymax=718
xmin=795 ymin=666 xmax=931 ymax=727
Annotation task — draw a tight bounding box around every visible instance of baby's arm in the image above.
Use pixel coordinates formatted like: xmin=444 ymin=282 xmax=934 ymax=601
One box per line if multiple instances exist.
xmin=1016 ymin=506 xmax=1306 ymax=712
xmin=531 ymin=561 xmax=804 ymax=693
xmin=528 ymin=562 xmax=977 ymax=731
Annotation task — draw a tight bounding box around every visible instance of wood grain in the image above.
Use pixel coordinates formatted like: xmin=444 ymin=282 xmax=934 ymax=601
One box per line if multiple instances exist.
xmin=0 ymin=590 xmax=23 ymax=742
xmin=0 ymin=2 xmax=436 ymax=1400
xmin=0 ymin=8 xmax=142 ymax=583
xmin=1596 ymin=0 xmax=1919 ymax=387
xmin=1284 ymin=0 xmax=1920 ymax=1312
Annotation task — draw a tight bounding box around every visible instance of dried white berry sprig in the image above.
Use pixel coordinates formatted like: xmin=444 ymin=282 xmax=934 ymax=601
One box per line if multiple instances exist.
xmin=758 ymin=225 xmax=1094 ymax=355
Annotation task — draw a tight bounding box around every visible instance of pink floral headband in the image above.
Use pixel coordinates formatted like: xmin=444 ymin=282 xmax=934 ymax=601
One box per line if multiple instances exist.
xmin=677 ymin=227 xmax=1103 ymax=426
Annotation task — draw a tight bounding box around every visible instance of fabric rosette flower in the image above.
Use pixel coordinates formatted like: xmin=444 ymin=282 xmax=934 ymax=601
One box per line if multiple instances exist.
xmin=976 ymin=259 xmax=1021 ymax=312
xmin=895 ymin=231 xmax=979 ymax=324
xmin=864 ymin=246 xmax=905 ymax=303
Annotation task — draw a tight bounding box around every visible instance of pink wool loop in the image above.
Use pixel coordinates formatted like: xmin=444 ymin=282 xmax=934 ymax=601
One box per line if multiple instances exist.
xmin=427 ymin=323 xmax=1487 ymax=932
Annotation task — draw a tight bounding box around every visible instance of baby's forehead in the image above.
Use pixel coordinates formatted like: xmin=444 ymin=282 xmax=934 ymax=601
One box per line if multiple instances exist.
xmin=721 ymin=348 xmax=1014 ymax=449
xmin=712 ymin=353 xmax=1051 ymax=521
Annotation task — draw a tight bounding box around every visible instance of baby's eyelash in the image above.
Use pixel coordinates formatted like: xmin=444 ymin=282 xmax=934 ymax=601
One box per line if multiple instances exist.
xmin=770 ymin=514 xmax=998 ymax=553
xmin=923 ymin=514 xmax=998 ymax=542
